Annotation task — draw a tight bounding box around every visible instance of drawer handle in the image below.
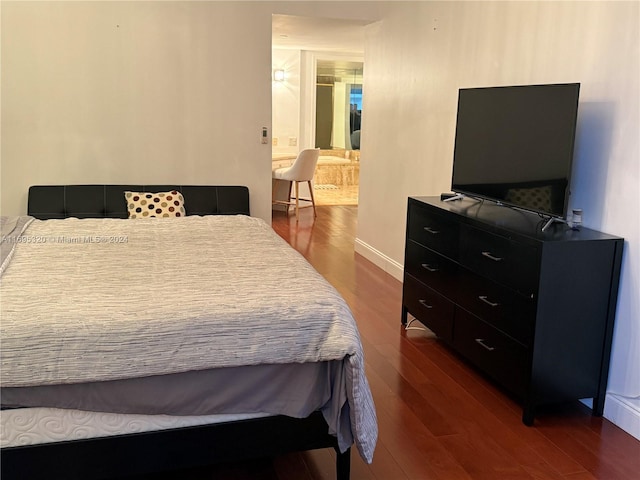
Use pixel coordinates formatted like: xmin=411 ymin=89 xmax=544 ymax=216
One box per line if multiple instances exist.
xmin=478 ymin=295 xmax=500 ymax=307
xmin=481 ymin=251 xmax=503 ymax=262
xmin=423 ymin=226 xmax=440 ymax=234
xmin=421 ymin=263 xmax=439 ymax=272
xmin=475 ymin=338 xmax=496 ymax=351
xmin=418 ymin=299 xmax=433 ymax=309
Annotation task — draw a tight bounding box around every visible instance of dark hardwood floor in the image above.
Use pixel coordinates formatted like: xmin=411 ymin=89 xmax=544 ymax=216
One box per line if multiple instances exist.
xmin=141 ymin=205 xmax=640 ymax=480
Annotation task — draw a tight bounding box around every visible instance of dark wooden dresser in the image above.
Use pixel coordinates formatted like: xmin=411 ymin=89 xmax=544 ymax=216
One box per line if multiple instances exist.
xmin=401 ymin=196 xmax=624 ymax=424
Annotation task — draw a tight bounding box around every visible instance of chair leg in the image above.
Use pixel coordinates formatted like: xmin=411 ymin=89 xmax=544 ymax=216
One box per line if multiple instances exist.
xmin=295 ymin=181 xmax=300 ymax=223
xmin=286 ymin=181 xmax=293 ymax=215
xmin=307 ymin=181 xmax=317 ymax=218
xmin=272 ymin=178 xmax=291 ymax=216
xmin=271 ymin=178 xmax=277 ymax=205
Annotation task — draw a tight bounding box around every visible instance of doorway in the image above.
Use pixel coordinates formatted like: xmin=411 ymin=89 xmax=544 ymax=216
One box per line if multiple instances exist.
xmin=272 ymin=15 xmax=366 ymax=209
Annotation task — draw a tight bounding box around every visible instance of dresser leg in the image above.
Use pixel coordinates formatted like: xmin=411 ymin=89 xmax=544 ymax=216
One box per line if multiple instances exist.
xmin=522 ymin=405 xmax=535 ymax=426
xmin=592 ymin=394 xmax=605 ymax=417
xmin=401 ymin=306 xmax=408 ymax=326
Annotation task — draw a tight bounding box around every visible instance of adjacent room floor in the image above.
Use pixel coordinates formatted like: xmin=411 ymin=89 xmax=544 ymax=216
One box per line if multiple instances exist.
xmin=313 ymin=184 xmax=358 ymax=206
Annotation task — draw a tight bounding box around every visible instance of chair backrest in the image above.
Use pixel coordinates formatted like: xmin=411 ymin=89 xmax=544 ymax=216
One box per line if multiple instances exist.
xmin=286 ymin=148 xmax=320 ymax=181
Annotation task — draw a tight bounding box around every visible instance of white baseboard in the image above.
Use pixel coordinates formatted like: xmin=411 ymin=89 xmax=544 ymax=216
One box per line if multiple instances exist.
xmin=354 ymin=238 xmax=404 ymax=281
xmin=604 ymin=394 xmax=640 ymax=440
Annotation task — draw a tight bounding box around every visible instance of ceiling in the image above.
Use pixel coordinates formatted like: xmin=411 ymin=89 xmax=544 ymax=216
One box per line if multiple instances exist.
xmin=272 ymin=14 xmax=367 ymax=54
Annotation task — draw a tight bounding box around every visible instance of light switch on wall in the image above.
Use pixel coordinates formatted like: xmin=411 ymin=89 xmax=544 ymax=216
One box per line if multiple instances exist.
xmin=288 ymin=137 xmax=297 ymax=146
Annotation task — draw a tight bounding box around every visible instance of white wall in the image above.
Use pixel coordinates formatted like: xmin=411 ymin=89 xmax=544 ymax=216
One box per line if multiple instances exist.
xmin=357 ymin=1 xmax=639 ymax=438
xmin=332 ymin=81 xmax=349 ymax=149
xmin=1 ymin=1 xmax=275 ymax=221
xmin=0 ymin=1 xmax=379 ymax=221
xmin=272 ymin=48 xmax=301 ymax=157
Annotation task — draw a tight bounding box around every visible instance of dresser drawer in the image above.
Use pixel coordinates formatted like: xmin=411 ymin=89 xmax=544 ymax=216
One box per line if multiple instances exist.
xmin=457 ymin=269 xmax=535 ymax=345
xmin=453 ymin=309 xmax=528 ymax=397
xmin=407 ymin=205 xmax=460 ymax=260
xmin=402 ymin=274 xmax=454 ymax=341
xmin=405 ymin=240 xmax=458 ymax=300
xmin=460 ymin=225 xmax=539 ymax=296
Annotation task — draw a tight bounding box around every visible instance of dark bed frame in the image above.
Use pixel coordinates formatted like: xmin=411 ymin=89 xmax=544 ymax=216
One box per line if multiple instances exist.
xmin=26 ymin=184 xmax=251 ymax=219
xmin=1 ymin=185 xmax=351 ymax=480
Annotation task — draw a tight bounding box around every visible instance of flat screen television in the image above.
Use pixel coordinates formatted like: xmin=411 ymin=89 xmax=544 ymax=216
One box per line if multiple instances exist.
xmin=450 ymin=83 xmax=580 ymax=220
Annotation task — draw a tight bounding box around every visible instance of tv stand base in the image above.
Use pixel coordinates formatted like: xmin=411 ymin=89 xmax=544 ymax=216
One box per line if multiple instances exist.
xmin=443 ymin=193 xmax=465 ymax=202
xmin=541 ymin=216 xmax=567 ymax=232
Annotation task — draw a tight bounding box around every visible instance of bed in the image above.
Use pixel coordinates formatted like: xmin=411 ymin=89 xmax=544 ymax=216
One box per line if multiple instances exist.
xmin=0 ymin=185 xmax=377 ymax=479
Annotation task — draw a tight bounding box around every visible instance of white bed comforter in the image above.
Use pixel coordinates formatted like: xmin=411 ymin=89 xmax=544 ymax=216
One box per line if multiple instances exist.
xmin=0 ymin=215 xmax=377 ymax=462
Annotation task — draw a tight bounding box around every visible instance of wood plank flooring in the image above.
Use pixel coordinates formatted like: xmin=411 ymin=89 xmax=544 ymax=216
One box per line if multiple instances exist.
xmin=140 ymin=205 xmax=640 ymax=480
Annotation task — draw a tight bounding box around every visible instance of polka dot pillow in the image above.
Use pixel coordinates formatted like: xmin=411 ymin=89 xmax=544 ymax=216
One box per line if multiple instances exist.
xmin=125 ymin=191 xmax=186 ymax=218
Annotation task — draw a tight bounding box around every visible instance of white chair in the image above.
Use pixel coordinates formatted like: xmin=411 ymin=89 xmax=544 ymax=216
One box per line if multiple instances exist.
xmin=272 ymin=148 xmax=320 ymax=222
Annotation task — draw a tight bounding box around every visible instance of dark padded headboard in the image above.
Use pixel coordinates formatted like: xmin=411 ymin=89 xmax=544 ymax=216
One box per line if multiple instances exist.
xmin=28 ymin=185 xmax=250 ymax=220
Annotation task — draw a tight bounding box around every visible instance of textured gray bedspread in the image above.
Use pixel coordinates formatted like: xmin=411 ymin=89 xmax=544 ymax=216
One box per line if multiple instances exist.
xmin=0 ymin=215 xmax=35 ymax=274
xmin=0 ymin=215 xmax=377 ymax=462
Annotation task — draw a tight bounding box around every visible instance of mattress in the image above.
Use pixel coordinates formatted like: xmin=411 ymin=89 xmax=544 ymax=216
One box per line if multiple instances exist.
xmin=0 ymin=214 xmax=377 ymax=462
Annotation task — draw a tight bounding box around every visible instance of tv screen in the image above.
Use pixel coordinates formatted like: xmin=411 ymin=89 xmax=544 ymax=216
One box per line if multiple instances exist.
xmin=451 ymin=83 xmax=580 ymax=218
